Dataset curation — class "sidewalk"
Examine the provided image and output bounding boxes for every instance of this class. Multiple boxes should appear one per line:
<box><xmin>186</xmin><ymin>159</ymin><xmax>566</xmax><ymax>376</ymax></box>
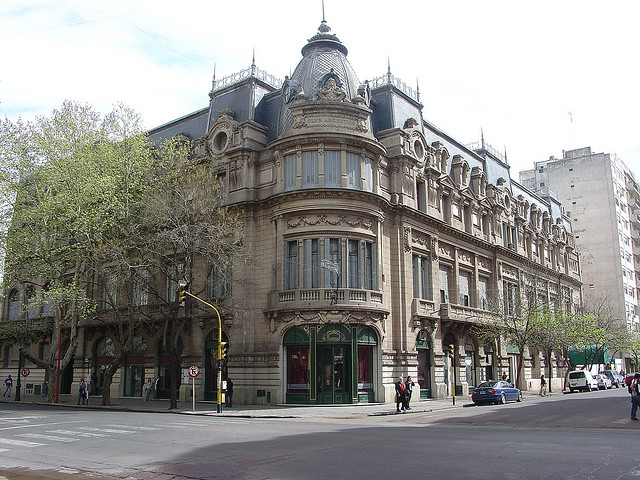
<box><xmin>1</xmin><ymin>390</ymin><xmax>550</xmax><ymax>419</ymax></box>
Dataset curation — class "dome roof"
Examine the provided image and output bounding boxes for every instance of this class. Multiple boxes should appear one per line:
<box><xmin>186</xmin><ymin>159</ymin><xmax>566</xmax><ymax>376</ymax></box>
<box><xmin>277</xmin><ymin>20</ymin><xmax>362</xmax><ymax>137</ymax></box>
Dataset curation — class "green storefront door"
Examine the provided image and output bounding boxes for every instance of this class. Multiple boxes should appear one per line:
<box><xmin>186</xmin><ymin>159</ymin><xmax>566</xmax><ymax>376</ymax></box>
<box><xmin>317</xmin><ymin>346</ymin><xmax>350</xmax><ymax>404</ymax></box>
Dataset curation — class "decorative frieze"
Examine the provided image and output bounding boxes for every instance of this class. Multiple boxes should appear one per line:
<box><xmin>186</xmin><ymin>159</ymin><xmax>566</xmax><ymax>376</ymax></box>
<box><xmin>287</xmin><ymin>214</ymin><xmax>373</xmax><ymax>231</ymax></box>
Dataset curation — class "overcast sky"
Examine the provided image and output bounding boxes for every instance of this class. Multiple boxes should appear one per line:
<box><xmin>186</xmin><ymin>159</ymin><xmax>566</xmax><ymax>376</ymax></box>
<box><xmin>2</xmin><ymin>0</ymin><xmax>639</xmax><ymax>177</ymax></box>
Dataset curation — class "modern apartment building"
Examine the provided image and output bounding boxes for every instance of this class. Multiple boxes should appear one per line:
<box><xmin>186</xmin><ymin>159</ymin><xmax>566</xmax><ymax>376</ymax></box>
<box><xmin>520</xmin><ymin>147</ymin><xmax>639</xmax><ymax>371</ymax></box>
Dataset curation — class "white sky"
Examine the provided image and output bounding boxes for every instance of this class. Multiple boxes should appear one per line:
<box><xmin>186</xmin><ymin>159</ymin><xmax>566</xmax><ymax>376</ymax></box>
<box><xmin>2</xmin><ymin>0</ymin><xmax>639</xmax><ymax>177</ymax></box>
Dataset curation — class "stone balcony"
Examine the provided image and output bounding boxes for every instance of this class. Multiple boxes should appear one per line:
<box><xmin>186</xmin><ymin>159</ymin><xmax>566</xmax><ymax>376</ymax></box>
<box><xmin>267</xmin><ymin>288</ymin><xmax>386</xmax><ymax>314</ymax></box>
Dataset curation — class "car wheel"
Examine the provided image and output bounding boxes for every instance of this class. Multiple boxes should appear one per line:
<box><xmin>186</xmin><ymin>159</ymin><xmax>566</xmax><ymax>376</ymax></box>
<box><xmin>517</xmin><ymin>392</ymin><xmax>522</xmax><ymax>402</ymax></box>
<box><xmin>569</xmin><ymin>387</ymin><xmax>574</xmax><ymax>393</ymax></box>
<box><xmin>500</xmin><ymin>393</ymin><xmax>506</xmax><ymax>404</ymax></box>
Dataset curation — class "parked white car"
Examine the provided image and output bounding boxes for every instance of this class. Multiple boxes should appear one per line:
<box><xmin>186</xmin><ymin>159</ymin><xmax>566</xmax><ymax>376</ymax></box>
<box><xmin>568</xmin><ymin>370</ymin><xmax>598</xmax><ymax>392</ymax></box>
<box><xmin>594</xmin><ymin>373</ymin><xmax>613</xmax><ymax>390</ymax></box>
<box><xmin>599</xmin><ymin>369</ymin><xmax>624</xmax><ymax>388</ymax></box>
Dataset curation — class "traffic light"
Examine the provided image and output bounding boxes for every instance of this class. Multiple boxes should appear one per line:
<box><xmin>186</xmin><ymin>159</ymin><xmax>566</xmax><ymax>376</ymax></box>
<box><xmin>448</xmin><ymin>344</ymin><xmax>455</xmax><ymax>359</ymax></box>
<box><xmin>177</xmin><ymin>281</ymin><xmax>188</xmax><ymax>306</ymax></box>
<box><xmin>219</xmin><ymin>342</ymin><xmax>228</xmax><ymax>359</ymax></box>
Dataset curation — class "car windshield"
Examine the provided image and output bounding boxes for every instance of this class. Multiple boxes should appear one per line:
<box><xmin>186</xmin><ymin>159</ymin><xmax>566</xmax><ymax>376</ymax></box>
<box><xmin>569</xmin><ymin>372</ymin><xmax>584</xmax><ymax>379</ymax></box>
<box><xmin>477</xmin><ymin>381</ymin><xmax>499</xmax><ymax>388</ymax></box>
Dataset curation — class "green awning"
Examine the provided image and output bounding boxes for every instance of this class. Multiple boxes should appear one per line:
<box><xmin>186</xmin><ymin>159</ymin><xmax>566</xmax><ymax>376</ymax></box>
<box><xmin>568</xmin><ymin>346</ymin><xmax>609</xmax><ymax>365</ymax></box>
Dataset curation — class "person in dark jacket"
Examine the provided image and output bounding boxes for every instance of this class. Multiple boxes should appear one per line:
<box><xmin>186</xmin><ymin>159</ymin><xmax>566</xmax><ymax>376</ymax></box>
<box><xmin>404</xmin><ymin>376</ymin><xmax>415</xmax><ymax>410</ymax></box>
<box><xmin>395</xmin><ymin>376</ymin><xmax>406</xmax><ymax>413</ymax></box>
<box><xmin>225</xmin><ymin>378</ymin><xmax>234</xmax><ymax>408</ymax></box>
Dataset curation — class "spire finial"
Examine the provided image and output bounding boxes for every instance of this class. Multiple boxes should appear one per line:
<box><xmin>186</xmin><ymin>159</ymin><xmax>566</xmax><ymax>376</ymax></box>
<box><xmin>210</xmin><ymin>63</ymin><xmax>217</xmax><ymax>92</ymax></box>
<box><xmin>318</xmin><ymin>0</ymin><xmax>331</xmax><ymax>33</ymax></box>
<box><xmin>252</xmin><ymin>48</ymin><xmax>256</xmax><ymax>67</ymax></box>
<box><xmin>416</xmin><ymin>77</ymin><xmax>420</xmax><ymax>102</ymax></box>
<box><xmin>481</xmin><ymin>127</ymin><xmax>485</xmax><ymax>149</ymax></box>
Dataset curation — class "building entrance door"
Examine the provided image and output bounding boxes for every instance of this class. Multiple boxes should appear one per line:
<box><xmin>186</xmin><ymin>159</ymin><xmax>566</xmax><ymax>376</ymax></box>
<box><xmin>316</xmin><ymin>346</ymin><xmax>350</xmax><ymax>404</ymax></box>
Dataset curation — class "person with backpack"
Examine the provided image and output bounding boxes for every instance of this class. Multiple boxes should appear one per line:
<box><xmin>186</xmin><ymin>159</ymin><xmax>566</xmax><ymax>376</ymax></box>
<box><xmin>629</xmin><ymin>373</ymin><xmax>640</xmax><ymax>420</ymax></box>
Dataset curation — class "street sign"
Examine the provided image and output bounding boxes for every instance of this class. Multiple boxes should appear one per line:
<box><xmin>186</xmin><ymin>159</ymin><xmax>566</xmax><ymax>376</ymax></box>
<box><xmin>21</xmin><ymin>368</ymin><xmax>30</xmax><ymax>377</ymax></box>
<box><xmin>188</xmin><ymin>366</ymin><xmax>200</xmax><ymax>378</ymax></box>
<box><xmin>556</xmin><ymin>360</ymin><xmax>566</xmax><ymax>368</ymax></box>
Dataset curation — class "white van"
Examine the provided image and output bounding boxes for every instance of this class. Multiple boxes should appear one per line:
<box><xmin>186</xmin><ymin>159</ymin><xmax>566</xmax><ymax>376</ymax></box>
<box><xmin>568</xmin><ymin>370</ymin><xmax>598</xmax><ymax>392</ymax></box>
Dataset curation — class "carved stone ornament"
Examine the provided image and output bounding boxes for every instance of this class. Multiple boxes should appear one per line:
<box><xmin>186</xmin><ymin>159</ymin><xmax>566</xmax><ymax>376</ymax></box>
<box><xmin>404</xmin><ymin>226</ymin><xmax>412</xmax><ymax>252</ymax></box>
<box><xmin>316</xmin><ymin>77</ymin><xmax>347</xmax><ymax>102</ymax></box>
<box><xmin>431</xmin><ymin>237</ymin><xmax>438</xmax><ymax>260</ymax></box>
<box><xmin>287</xmin><ymin>214</ymin><xmax>373</xmax><ymax>231</ymax></box>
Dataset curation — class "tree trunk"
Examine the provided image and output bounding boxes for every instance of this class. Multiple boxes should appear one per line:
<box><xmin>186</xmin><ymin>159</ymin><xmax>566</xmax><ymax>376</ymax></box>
<box><xmin>101</xmin><ymin>367</ymin><xmax>114</xmax><ymax>406</ymax></box>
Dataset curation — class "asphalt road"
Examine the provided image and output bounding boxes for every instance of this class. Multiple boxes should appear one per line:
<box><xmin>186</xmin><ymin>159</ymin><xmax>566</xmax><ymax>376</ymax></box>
<box><xmin>0</xmin><ymin>387</ymin><xmax>638</xmax><ymax>480</ymax></box>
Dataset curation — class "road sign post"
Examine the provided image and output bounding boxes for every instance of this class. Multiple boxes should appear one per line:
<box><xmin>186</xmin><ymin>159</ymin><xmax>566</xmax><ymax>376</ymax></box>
<box><xmin>188</xmin><ymin>366</ymin><xmax>200</xmax><ymax>412</ymax></box>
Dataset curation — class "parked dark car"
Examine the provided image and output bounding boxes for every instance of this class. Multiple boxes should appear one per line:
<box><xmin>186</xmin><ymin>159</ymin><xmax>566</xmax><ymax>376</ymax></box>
<box><xmin>471</xmin><ymin>380</ymin><xmax>522</xmax><ymax>405</ymax></box>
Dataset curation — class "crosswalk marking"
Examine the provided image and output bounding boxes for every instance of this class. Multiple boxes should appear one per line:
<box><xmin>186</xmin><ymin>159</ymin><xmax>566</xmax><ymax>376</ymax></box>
<box><xmin>0</xmin><ymin>438</ymin><xmax>44</xmax><ymax>447</ymax></box>
<box><xmin>110</xmin><ymin>424</ymin><xmax>160</xmax><ymax>431</ymax></box>
<box><xmin>18</xmin><ymin>433</ymin><xmax>79</xmax><ymax>443</ymax></box>
<box><xmin>47</xmin><ymin>429</ymin><xmax>106</xmax><ymax>438</ymax></box>
<box><xmin>77</xmin><ymin>427</ymin><xmax>133</xmax><ymax>434</ymax></box>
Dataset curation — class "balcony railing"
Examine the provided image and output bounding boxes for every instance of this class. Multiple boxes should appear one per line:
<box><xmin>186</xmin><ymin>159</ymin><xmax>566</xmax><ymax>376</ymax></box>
<box><xmin>268</xmin><ymin>288</ymin><xmax>384</xmax><ymax>311</ymax></box>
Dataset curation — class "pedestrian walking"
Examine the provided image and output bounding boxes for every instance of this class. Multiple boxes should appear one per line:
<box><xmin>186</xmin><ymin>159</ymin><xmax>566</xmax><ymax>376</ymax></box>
<box><xmin>630</xmin><ymin>373</ymin><xmax>640</xmax><ymax>420</ymax></box>
<box><xmin>42</xmin><ymin>379</ymin><xmax>48</xmax><ymax>397</ymax></box>
<box><xmin>144</xmin><ymin>378</ymin><xmax>152</xmax><ymax>401</ymax></box>
<box><xmin>539</xmin><ymin>374</ymin><xmax>547</xmax><ymax>396</ymax></box>
<box><xmin>77</xmin><ymin>378</ymin><xmax>87</xmax><ymax>405</ymax></box>
<box><xmin>395</xmin><ymin>376</ymin><xmax>406</xmax><ymax>413</ymax></box>
<box><xmin>225</xmin><ymin>378</ymin><xmax>233</xmax><ymax>408</ymax></box>
<box><xmin>3</xmin><ymin>375</ymin><xmax>12</xmax><ymax>397</ymax></box>
<box><xmin>404</xmin><ymin>375</ymin><xmax>415</xmax><ymax>410</ymax></box>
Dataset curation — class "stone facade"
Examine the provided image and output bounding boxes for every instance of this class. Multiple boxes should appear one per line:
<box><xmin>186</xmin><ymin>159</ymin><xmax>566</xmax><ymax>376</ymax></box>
<box><xmin>1</xmin><ymin>20</ymin><xmax>582</xmax><ymax>404</ymax></box>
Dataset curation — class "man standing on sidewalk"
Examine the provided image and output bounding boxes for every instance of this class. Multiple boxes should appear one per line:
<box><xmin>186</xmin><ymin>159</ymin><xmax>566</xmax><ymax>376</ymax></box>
<box><xmin>630</xmin><ymin>373</ymin><xmax>640</xmax><ymax>420</ymax></box>
<box><xmin>3</xmin><ymin>375</ymin><xmax>12</xmax><ymax>397</ymax></box>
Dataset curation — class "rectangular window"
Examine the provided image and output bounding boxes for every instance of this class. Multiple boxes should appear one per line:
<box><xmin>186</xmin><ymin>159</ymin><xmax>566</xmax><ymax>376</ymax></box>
<box><xmin>285</xmin><ymin>240</ymin><xmax>299</xmax><ymax>290</ymax></box>
<box><xmin>363</xmin><ymin>242</ymin><xmax>377</xmax><ymax>290</ymax></box>
<box><xmin>347</xmin><ymin>239</ymin><xmax>361</xmax><ymax>288</ymax></box>
<box><xmin>285</xmin><ymin>154</ymin><xmax>297</xmax><ymax>191</ymax></box>
<box><xmin>132</xmin><ymin>269</ymin><xmax>149</xmax><ymax>306</ymax></box>
<box><xmin>421</xmin><ymin>257</ymin><xmax>430</xmax><ymax>299</ymax></box>
<box><xmin>303</xmin><ymin>239</ymin><xmax>320</xmax><ymax>288</ymax></box>
<box><xmin>439</xmin><ymin>265</ymin><xmax>450</xmax><ymax>303</ymax></box>
<box><xmin>416</xmin><ymin>180</ymin><xmax>426</xmax><ymax>212</ymax></box>
<box><xmin>324</xmin><ymin>238</ymin><xmax>342</xmax><ymax>288</ymax></box>
<box><xmin>301</xmin><ymin>151</ymin><xmax>318</xmax><ymax>188</ymax></box>
<box><xmin>478</xmin><ymin>276</ymin><xmax>488</xmax><ymax>310</ymax></box>
<box><xmin>503</xmin><ymin>281</ymin><xmax>519</xmax><ymax>316</ymax></box>
<box><xmin>166</xmin><ymin>263</ymin><xmax>185</xmax><ymax>304</ymax></box>
<box><xmin>364</xmin><ymin>157</ymin><xmax>374</xmax><ymax>192</ymax></box>
<box><xmin>346</xmin><ymin>152</ymin><xmax>361</xmax><ymax>189</ymax></box>
<box><xmin>413</xmin><ymin>256</ymin><xmax>421</xmax><ymax>298</ymax></box>
<box><xmin>459</xmin><ymin>271</ymin><xmax>470</xmax><ymax>306</ymax></box>
<box><xmin>208</xmin><ymin>264</ymin><xmax>232</xmax><ymax>298</ymax></box>
<box><xmin>324</xmin><ymin>150</ymin><xmax>341</xmax><ymax>187</ymax></box>
<box><xmin>103</xmin><ymin>273</ymin><xmax>117</xmax><ymax>307</ymax></box>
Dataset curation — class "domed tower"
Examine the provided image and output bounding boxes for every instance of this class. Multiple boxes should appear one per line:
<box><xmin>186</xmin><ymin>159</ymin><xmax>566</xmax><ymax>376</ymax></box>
<box><xmin>276</xmin><ymin>19</ymin><xmax>373</xmax><ymax>139</ymax></box>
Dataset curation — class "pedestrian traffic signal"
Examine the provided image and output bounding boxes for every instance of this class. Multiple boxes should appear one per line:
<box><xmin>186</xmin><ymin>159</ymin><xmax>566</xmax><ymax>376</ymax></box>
<box><xmin>177</xmin><ymin>281</ymin><xmax>188</xmax><ymax>306</ymax></box>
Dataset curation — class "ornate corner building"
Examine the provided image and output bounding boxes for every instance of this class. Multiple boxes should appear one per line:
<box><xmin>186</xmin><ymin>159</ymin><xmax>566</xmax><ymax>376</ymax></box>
<box><xmin>2</xmin><ymin>19</ymin><xmax>582</xmax><ymax>404</ymax></box>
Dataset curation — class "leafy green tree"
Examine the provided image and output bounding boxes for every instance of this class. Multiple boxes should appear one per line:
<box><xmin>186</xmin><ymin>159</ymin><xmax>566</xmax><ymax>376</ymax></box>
<box><xmin>0</xmin><ymin>101</ymin><xmax>155</xmax><ymax>403</ymax></box>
